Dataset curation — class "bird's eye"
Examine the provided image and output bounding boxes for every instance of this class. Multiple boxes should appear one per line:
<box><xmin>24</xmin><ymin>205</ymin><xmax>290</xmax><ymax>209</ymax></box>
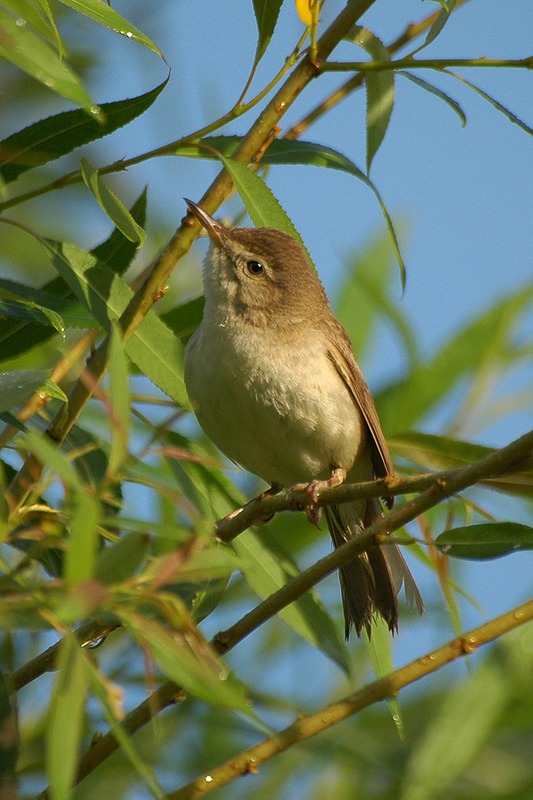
<box><xmin>244</xmin><ymin>259</ymin><xmax>265</xmax><ymax>276</ymax></box>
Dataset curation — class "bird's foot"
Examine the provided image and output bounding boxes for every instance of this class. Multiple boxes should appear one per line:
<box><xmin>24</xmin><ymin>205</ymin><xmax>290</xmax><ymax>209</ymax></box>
<box><xmin>289</xmin><ymin>466</ymin><xmax>346</xmax><ymax>526</ymax></box>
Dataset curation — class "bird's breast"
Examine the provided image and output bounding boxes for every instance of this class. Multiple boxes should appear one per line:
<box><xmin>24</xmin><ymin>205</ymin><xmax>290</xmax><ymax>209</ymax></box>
<box><xmin>184</xmin><ymin>320</ymin><xmax>368</xmax><ymax>487</ymax></box>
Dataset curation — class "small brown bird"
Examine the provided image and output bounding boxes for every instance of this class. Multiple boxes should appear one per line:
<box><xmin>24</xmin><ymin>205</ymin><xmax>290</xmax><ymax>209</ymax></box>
<box><xmin>184</xmin><ymin>200</ymin><xmax>423</xmax><ymax>637</ymax></box>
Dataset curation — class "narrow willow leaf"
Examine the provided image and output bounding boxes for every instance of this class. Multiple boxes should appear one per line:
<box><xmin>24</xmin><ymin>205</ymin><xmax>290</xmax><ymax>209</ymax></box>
<box><xmin>378</xmin><ymin>283</ymin><xmax>533</xmax><ymax>433</ymax></box>
<box><xmin>436</xmin><ymin>522</ymin><xmax>533</xmax><ymax>560</ymax></box>
<box><xmin>0</xmin><ymin>82</ymin><xmax>167</xmax><ymax>183</ymax></box>
<box><xmin>0</xmin><ymin>369</ymin><xmax>51</xmax><ymax>413</ymax></box>
<box><xmin>107</xmin><ymin>325</ymin><xmax>131</xmax><ymax>477</ymax></box>
<box><xmin>252</xmin><ymin>0</ymin><xmax>283</xmax><ymax>66</ymax></box>
<box><xmin>123</xmin><ymin>612</ymin><xmax>252</xmax><ymax>712</ymax></box>
<box><xmin>364</xmin><ymin>616</ymin><xmax>403</xmax><ymax>735</ymax></box>
<box><xmin>234</xmin><ymin>531</ymin><xmax>350</xmax><ymax>674</ymax></box>
<box><xmin>0</xmin><ymin>8</ymin><xmax>96</xmax><ymax>113</ymax></box>
<box><xmin>85</xmin><ymin>658</ymin><xmax>165</xmax><ymax>799</ymax></box>
<box><xmin>400</xmin><ymin>71</ymin><xmax>466</xmax><ymax>127</ymax></box>
<box><xmin>445</xmin><ymin>69</ymin><xmax>533</xmax><ymax>138</ymax></box>
<box><xmin>2</xmin><ymin>0</ymin><xmax>61</xmax><ymax>46</ymax></box>
<box><xmin>220</xmin><ymin>156</ymin><xmax>303</xmax><ymax>241</ymax></box>
<box><xmin>399</xmin><ymin>653</ymin><xmax>507</xmax><ymax>800</ymax></box>
<box><xmin>161</xmin><ymin>296</ymin><xmax>204</xmax><ymax>342</ymax></box>
<box><xmin>43</xmin><ymin>241</ymin><xmax>188</xmax><ymax>405</ymax></box>
<box><xmin>65</xmin><ymin>490</ymin><xmax>100</xmax><ymax>584</ymax></box>
<box><xmin>349</xmin><ymin>26</ymin><xmax>394</xmax><ymax>172</ymax></box>
<box><xmin>57</xmin><ymin>0</ymin><xmax>162</xmax><ymax>56</ymax></box>
<box><xmin>95</xmin><ymin>533</ymin><xmax>148</xmax><ymax>584</ymax></box>
<box><xmin>46</xmin><ymin>635</ymin><xmax>87</xmax><ymax>800</ymax></box>
<box><xmin>0</xmin><ymin>671</ymin><xmax>17</xmax><ymax>793</ymax></box>
<box><xmin>42</xmin><ymin>379</ymin><xmax>68</xmax><ymax>404</ymax></box>
<box><xmin>80</xmin><ymin>159</ymin><xmax>146</xmax><ymax>246</ymax></box>
<box><xmin>410</xmin><ymin>0</ymin><xmax>457</xmax><ymax>57</ymax></box>
<box><xmin>0</xmin><ymin>286</ymin><xmax>65</xmax><ymax>335</ymax></box>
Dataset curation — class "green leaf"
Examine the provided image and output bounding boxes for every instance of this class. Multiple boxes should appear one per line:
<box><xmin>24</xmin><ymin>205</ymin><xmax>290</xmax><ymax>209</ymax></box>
<box><xmin>123</xmin><ymin>612</ymin><xmax>252</xmax><ymax>712</ymax></box>
<box><xmin>364</xmin><ymin>616</ymin><xmax>403</xmax><ymax>735</ymax></box>
<box><xmin>409</xmin><ymin>0</ymin><xmax>457</xmax><ymax>57</ymax></box>
<box><xmin>0</xmin><ymin>285</ymin><xmax>65</xmax><ymax>335</ymax></box>
<box><xmin>445</xmin><ymin>70</ymin><xmax>533</xmax><ymax>138</ymax></box>
<box><xmin>95</xmin><ymin>533</ymin><xmax>148</xmax><ymax>584</ymax></box>
<box><xmin>46</xmin><ymin>634</ymin><xmax>87</xmax><ymax>800</ymax></box>
<box><xmin>1</xmin><ymin>0</ymin><xmax>63</xmax><ymax>47</ymax></box>
<box><xmin>80</xmin><ymin>159</ymin><xmax>146</xmax><ymax>246</ymax></box>
<box><xmin>251</xmin><ymin>0</ymin><xmax>283</xmax><ymax>66</ymax></box>
<box><xmin>0</xmin><ymin>8</ymin><xmax>96</xmax><ymax>113</ymax></box>
<box><xmin>24</xmin><ymin>430</ymin><xmax>100</xmax><ymax>584</ymax></box>
<box><xmin>0</xmin><ymin>190</ymin><xmax>146</xmax><ymax>363</ymax></box>
<box><xmin>43</xmin><ymin>241</ymin><xmax>188</xmax><ymax>405</ymax></box>
<box><xmin>107</xmin><ymin>325</ymin><xmax>131</xmax><ymax>476</ymax></box>
<box><xmin>349</xmin><ymin>26</ymin><xmax>394</xmax><ymax>172</ymax></box>
<box><xmin>57</xmin><ymin>0</ymin><xmax>162</xmax><ymax>56</ymax></box>
<box><xmin>0</xmin><ymin>368</ymin><xmax>51</xmax><ymax>412</ymax></box>
<box><xmin>234</xmin><ymin>531</ymin><xmax>350</xmax><ymax>674</ymax></box>
<box><xmin>0</xmin><ymin>81</ymin><xmax>168</xmax><ymax>183</ymax></box>
<box><xmin>84</xmin><ymin>658</ymin><xmax>165</xmax><ymax>799</ymax></box>
<box><xmin>378</xmin><ymin>283</ymin><xmax>533</xmax><ymax>433</ymax></box>
<box><xmin>161</xmin><ymin>296</ymin><xmax>204</xmax><ymax>342</ymax></box>
<box><xmin>399</xmin><ymin>71</ymin><xmax>466</xmax><ymax>127</ymax></box>
<box><xmin>399</xmin><ymin>648</ymin><xmax>507</xmax><ymax>800</ymax></box>
<box><xmin>219</xmin><ymin>156</ymin><xmax>304</xmax><ymax>242</ymax></box>
<box><xmin>176</xmin><ymin>136</ymin><xmax>405</xmax><ymax>284</ymax></box>
<box><xmin>436</xmin><ymin>522</ymin><xmax>533</xmax><ymax>560</ymax></box>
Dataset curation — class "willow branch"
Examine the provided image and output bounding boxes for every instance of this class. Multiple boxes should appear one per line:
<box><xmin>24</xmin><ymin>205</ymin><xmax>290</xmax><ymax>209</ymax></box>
<box><xmin>322</xmin><ymin>57</ymin><xmax>533</xmax><ymax>72</ymax></box>
<box><xmin>168</xmin><ymin>599</ymin><xmax>533</xmax><ymax>800</ymax></box>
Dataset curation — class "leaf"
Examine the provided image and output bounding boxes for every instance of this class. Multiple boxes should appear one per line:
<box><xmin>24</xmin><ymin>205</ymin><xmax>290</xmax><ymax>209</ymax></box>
<box><xmin>349</xmin><ymin>26</ymin><xmax>394</xmax><ymax>171</ymax></box>
<box><xmin>234</xmin><ymin>531</ymin><xmax>350</xmax><ymax>674</ymax></box>
<box><xmin>43</xmin><ymin>241</ymin><xmax>188</xmax><ymax>406</ymax></box>
<box><xmin>389</xmin><ymin>432</ymin><xmax>533</xmax><ymax>498</ymax></box>
<box><xmin>0</xmin><ymin>81</ymin><xmax>168</xmax><ymax>183</ymax></box>
<box><xmin>377</xmin><ymin>283</ymin><xmax>533</xmax><ymax>433</ymax></box>
<box><xmin>0</xmin><ymin>368</ymin><xmax>51</xmax><ymax>412</ymax></box>
<box><xmin>252</xmin><ymin>0</ymin><xmax>283</xmax><ymax>66</ymax></box>
<box><xmin>123</xmin><ymin>611</ymin><xmax>252</xmax><ymax>712</ymax></box>
<box><xmin>399</xmin><ymin>649</ymin><xmax>507</xmax><ymax>800</ymax></box>
<box><xmin>0</xmin><ymin>285</ymin><xmax>65</xmax><ymax>335</ymax></box>
<box><xmin>294</xmin><ymin>0</ymin><xmax>312</xmax><ymax>26</ymax></box>
<box><xmin>399</xmin><ymin>71</ymin><xmax>466</xmax><ymax>127</ymax></box>
<box><xmin>436</xmin><ymin>522</ymin><xmax>533</xmax><ymax>560</ymax></box>
<box><xmin>0</xmin><ymin>8</ymin><xmax>96</xmax><ymax>114</ymax></box>
<box><xmin>80</xmin><ymin>159</ymin><xmax>146</xmax><ymax>246</ymax></box>
<box><xmin>57</xmin><ymin>0</ymin><xmax>162</xmax><ymax>56</ymax></box>
<box><xmin>46</xmin><ymin>635</ymin><xmax>87</xmax><ymax>800</ymax></box>
<box><xmin>410</xmin><ymin>0</ymin><xmax>457</xmax><ymax>57</ymax></box>
<box><xmin>176</xmin><ymin>136</ymin><xmax>405</xmax><ymax>284</ymax></box>
<box><xmin>364</xmin><ymin>616</ymin><xmax>403</xmax><ymax>735</ymax></box>
<box><xmin>161</xmin><ymin>296</ymin><xmax>204</xmax><ymax>342</ymax></box>
<box><xmin>107</xmin><ymin>325</ymin><xmax>131</xmax><ymax>476</ymax></box>
<box><xmin>24</xmin><ymin>430</ymin><xmax>100</xmax><ymax>584</ymax></box>
<box><xmin>84</xmin><ymin>658</ymin><xmax>165</xmax><ymax>799</ymax></box>
<box><xmin>0</xmin><ymin>190</ymin><xmax>147</xmax><ymax>363</ymax></box>
<box><xmin>219</xmin><ymin>156</ymin><xmax>304</xmax><ymax>242</ymax></box>
<box><xmin>95</xmin><ymin>533</ymin><xmax>148</xmax><ymax>585</ymax></box>
<box><xmin>445</xmin><ymin>69</ymin><xmax>533</xmax><ymax>138</ymax></box>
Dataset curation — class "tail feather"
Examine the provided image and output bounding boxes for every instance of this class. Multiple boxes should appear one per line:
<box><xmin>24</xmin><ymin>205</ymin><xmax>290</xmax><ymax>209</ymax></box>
<box><xmin>324</xmin><ymin>499</ymin><xmax>423</xmax><ymax>639</ymax></box>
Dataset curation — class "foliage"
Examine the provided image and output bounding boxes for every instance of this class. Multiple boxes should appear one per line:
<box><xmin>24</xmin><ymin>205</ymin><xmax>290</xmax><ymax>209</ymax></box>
<box><xmin>0</xmin><ymin>1</ymin><xmax>532</xmax><ymax>798</ymax></box>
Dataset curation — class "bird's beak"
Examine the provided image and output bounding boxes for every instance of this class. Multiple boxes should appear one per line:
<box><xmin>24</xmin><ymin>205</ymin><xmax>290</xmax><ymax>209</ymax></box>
<box><xmin>185</xmin><ymin>199</ymin><xmax>227</xmax><ymax>247</ymax></box>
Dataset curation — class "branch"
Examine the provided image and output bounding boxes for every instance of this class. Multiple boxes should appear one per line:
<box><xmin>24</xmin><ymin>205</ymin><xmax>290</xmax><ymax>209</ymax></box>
<box><xmin>38</xmin><ymin>428</ymin><xmax>531</xmax><ymax>795</ymax></box>
<box><xmin>216</xmin><ymin>429</ymin><xmax>533</xmax><ymax>542</ymax></box>
<box><xmin>167</xmin><ymin>599</ymin><xmax>533</xmax><ymax>800</ymax></box>
<box><xmin>322</xmin><ymin>56</ymin><xmax>533</xmax><ymax>72</ymax></box>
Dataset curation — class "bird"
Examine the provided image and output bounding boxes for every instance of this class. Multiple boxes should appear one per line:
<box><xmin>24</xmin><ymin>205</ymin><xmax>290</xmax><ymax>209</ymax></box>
<box><xmin>183</xmin><ymin>199</ymin><xmax>423</xmax><ymax>638</ymax></box>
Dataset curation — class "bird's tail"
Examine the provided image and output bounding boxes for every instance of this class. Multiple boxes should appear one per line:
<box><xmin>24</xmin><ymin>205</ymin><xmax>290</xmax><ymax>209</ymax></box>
<box><xmin>324</xmin><ymin>498</ymin><xmax>423</xmax><ymax>639</ymax></box>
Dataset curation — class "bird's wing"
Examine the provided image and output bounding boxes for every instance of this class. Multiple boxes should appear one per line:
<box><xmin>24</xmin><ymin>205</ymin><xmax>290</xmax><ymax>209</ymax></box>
<box><xmin>326</xmin><ymin>317</ymin><xmax>394</xmax><ymax>505</ymax></box>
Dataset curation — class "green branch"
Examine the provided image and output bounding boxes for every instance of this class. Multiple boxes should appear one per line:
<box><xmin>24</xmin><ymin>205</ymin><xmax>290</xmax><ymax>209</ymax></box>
<box><xmin>323</xmin><ymin>56</ymin><xmax>533</xmax><ymax>72</ymax></box>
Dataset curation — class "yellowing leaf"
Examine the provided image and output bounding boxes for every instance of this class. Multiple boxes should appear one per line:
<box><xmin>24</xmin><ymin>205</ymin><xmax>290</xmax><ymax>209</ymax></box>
<box><xmin>295</xmin><ymin>0</ymin><xmax>312</xmax><ymax>26</ymax></box>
